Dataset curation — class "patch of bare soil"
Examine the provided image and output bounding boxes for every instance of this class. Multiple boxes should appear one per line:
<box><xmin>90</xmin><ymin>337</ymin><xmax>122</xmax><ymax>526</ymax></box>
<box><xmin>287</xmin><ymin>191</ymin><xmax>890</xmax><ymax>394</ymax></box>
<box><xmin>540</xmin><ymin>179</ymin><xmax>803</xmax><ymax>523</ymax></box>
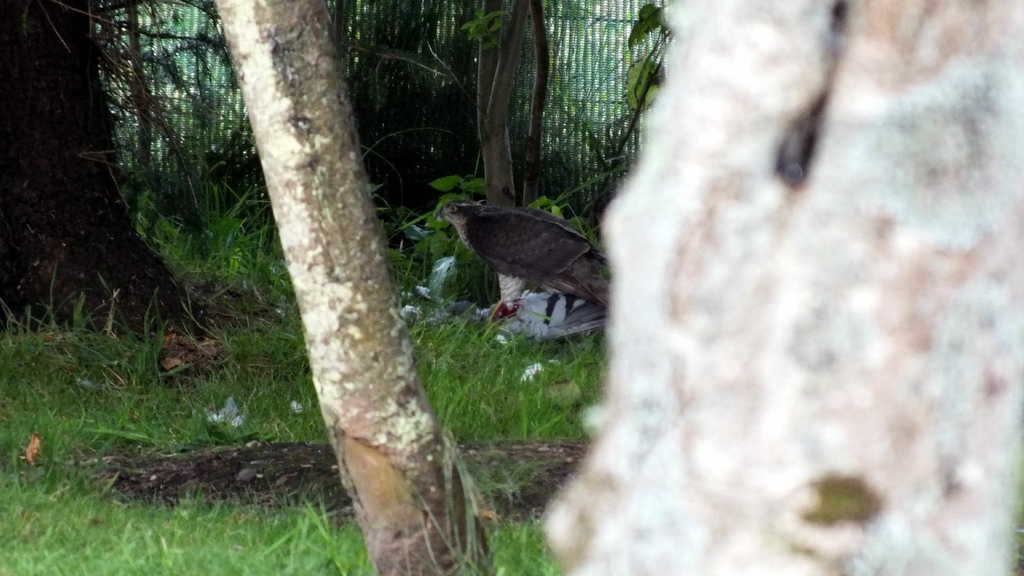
<box><xmin>102</xmin><ymin>441</ymin><xmax>586</xmax><ymax>522</ymax></box>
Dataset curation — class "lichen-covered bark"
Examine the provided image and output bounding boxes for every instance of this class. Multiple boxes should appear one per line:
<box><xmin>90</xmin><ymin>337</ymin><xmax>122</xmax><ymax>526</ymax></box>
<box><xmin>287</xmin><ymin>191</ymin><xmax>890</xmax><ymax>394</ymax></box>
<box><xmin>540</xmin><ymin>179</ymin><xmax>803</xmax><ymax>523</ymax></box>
<box><xmin>547</xmin><ymin>1</ymin><xmax>1024</xmax><ymax>575</ymax></box>
<box><xmin>215</xmin><ymin>1</ymin><xmax>485</xmax><ymax>573</ymax></box>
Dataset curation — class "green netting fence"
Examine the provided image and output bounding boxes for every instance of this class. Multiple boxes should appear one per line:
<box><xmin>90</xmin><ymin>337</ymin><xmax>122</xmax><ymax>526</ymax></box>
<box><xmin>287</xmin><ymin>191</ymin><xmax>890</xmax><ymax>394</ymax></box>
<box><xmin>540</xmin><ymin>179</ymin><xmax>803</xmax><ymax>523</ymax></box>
<box><xmin>97</xmin><ymin>0</ymin><xmax>660</xmax><ymax>227</ymax></box>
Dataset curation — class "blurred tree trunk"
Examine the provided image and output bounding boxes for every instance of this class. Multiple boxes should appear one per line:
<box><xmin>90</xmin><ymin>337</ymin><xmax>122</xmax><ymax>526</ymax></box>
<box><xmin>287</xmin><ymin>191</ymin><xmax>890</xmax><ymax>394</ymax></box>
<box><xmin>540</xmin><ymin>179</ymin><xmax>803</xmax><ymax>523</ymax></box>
<box><xmin>476</xmin><ymin>0</ymin><xmax>528</xmax><ymax>208</ymax></box>
<box><xmin>547</xmin><ymin>1</ymin><xmax>1024</xmax><ymax>575</ymax></box>
<box><xmin>0</xmin><ymin>0</ymin><xmax>192</xmax><ymax>331</ymax></box>
<box><xmin>216</xmin><ymin>1</ymin><xmax>487</xmax><ymax>574</ymax></box>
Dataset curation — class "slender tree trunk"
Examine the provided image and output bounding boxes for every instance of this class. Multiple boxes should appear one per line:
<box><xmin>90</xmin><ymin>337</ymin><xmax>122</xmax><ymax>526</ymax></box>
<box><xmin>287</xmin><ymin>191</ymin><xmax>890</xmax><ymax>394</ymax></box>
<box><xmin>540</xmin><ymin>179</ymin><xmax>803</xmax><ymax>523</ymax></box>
<box><xmin>476</xmin><ymin>0</ymin><xmax>528</xmax><ymax>208</ymax></box>
<box><xmin>216</xmin><ymin>1</ymin><xmax>487</xmax><ymax>574</ymax></box>
<box><xmin>333</xmin><ymin>0</ymin><xmax>348</xmax><ymax>79</ymax></box>
<box><xmin>548</xmin><ymin>1</ymin><xmax>1024</xmax><ymax>574</ymax></box>
<box><xmin>521</xmin><ymin>0</ymin><xmax>549</xmax><ymax>207</ymax></box>
<box><xmin>0</xmin><ymin>0</ymin><xmax>192</xmax><ymax>331</ymax></box>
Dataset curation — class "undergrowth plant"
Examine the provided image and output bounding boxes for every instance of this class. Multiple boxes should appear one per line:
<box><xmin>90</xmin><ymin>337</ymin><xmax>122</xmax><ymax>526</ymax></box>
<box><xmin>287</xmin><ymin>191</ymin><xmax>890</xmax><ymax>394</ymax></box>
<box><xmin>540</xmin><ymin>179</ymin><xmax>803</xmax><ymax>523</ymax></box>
<box><xmin>381</xmin><ymin>173</ymin><xmax>607</xmax><ymax>305</ymax></box>
<box><xmin>139</xmin><ymin>182</ymin><xmax>290</xmax><ymax>297</ymax></box>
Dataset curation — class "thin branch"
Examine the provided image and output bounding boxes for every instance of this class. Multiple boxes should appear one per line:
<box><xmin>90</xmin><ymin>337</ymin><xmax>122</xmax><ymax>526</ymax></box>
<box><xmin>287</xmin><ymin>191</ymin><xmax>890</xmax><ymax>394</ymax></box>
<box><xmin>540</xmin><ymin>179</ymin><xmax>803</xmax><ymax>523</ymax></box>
<box><xmin>41</xmin><ymin>0</ymin><xmax>116</xmax><ymax>27</ymax></box>
<box><xmin>37</xmin><ymin>0</ymin><xmax>71</xmax><ymax>52</ymax></box>
<box><xmin>427</xmin><ymin>42</ymin><xmax>478</xmax><ymax>109</ymax></box>
<box><xmin>345</xmin><ymin>42</ymin><xmax>445</xmax><ymax>78</ymax></box>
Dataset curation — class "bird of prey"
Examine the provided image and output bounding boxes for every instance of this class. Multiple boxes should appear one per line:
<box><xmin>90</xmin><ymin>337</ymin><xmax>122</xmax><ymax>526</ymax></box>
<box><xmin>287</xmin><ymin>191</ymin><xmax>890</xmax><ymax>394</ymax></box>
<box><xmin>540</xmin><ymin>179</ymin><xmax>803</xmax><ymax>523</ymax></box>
<box><xmin>435</xmin><ymin>200</ymin><xmax>609</xmax><ymax>306</ymax></box>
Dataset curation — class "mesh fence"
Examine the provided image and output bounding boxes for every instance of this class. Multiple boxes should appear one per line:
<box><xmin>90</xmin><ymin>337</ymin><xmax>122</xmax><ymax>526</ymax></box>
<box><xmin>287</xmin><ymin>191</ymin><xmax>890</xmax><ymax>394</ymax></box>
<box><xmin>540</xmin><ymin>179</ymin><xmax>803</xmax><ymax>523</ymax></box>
<box><xmin>99</xmin><ymin>0</ymin><xmax>659</xmax><ymax>221</ymax></box>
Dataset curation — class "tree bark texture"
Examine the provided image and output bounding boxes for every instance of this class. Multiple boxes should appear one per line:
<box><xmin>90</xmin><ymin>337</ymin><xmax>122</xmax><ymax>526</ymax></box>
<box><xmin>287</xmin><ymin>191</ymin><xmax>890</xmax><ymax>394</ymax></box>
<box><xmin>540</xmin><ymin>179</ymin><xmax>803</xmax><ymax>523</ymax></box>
<box><xmin>477</xmin><ymin>0</ymin><xmax>528</xmax><ymax>208</ymax></box>
<box><xmin>548</xmin><ymin>1</ymin><xmax>1024</xmax><ymax>575</ymax></box>
<box><xmin>521</xmin><ymin>0</ymin><xmax>549</xmax><ymax>207</ymax></box>
<box><xmin>0</xmin><ymin>0</ymin><xmax>191</xmax><ymax>331</ymax></box>
<box><xmin>215</xmin><ymin>1</ymin><xmax>486</xmax><ymax>574</ymax></box>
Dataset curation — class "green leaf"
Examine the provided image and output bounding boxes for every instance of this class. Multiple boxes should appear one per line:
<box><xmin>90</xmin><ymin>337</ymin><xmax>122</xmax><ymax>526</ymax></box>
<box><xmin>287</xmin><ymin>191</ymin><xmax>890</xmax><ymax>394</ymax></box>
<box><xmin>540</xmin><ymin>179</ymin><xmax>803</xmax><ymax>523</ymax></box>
<box><xmin>628</xmin><ymin>22</ymin><xmax>648</xmax><ymax>48</ymax></box>
<box><xmin>428</xmin><ymin>175</ymin><xmax>463</xmax><ymax>192</ymax></box>
<box><xmin>530</xmin><ymin>196</ymin><xmax>553</xmax><ymax>209</ymax></box>
<box><xmin>626</xmin><ymin>57</ymin><xmax>659</xmax><ymax>110</ymax></box>
<box><xmin>638</xmin><ymin>4</ymin><xmax>659</xmax><ymax>21</ymax></box>
<box><xmin>530</xmin><ymin>196</ymin><xmax>568</xmax><ymax>218</ymax></box>
<box><xmin>629</xmin><ymin>4</ymin><xmax>667</xmax><ymax>47</ymax></box>
<box><xmin>461</xmin><ymin>177</ymin><xmax>486</xmax><ymax>195</ymax></box>
<box><xmin>463</xmin><ymin>9</ymin><xmax>507</xmax><ymax>48</ymax></box>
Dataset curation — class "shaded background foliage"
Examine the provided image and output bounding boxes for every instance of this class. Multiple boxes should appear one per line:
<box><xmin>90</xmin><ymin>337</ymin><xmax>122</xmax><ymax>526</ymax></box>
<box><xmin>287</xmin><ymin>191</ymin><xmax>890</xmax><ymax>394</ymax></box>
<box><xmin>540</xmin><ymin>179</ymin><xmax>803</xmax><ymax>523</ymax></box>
<box><xmin>93</xmin><ymin>0</ymin><xmax>656</xmax><ymax>242</ymax></box>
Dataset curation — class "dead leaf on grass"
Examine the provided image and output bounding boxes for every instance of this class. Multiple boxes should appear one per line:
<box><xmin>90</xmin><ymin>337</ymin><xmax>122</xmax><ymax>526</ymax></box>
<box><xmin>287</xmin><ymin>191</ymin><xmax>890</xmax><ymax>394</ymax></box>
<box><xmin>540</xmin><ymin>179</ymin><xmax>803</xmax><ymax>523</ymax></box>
<box><xmin>25</xmin><ymin>431</ymin><xmax>42</xmax><ymax>466</ymax></box>
<box><xmin>159</xmin><ymin>327</ymin><xmax>225</xmax><ymax>374</ymax></box>
<box><xmin>160</xmin><ymin>356</ymin><xmax>186</xmax><ymax>371</ymax></box>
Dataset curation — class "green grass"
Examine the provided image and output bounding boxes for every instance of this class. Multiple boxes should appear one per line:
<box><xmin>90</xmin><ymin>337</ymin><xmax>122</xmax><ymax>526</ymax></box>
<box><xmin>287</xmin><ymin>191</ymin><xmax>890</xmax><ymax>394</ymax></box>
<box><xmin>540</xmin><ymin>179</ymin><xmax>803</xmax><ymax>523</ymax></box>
<box><xmin>0</xmin><ymin>474</ymin><xmax>560</xmax><ymax>575</ymax></box>
<box><xmin>0</xmin><ymin>307</ymin><xmax>601</xmax><ymax>459</ymax></box>
<box><xmin>0</xmin><ymin>310</ymin><xmax>592</xmax><ymax>573</ymax></box>
<box><xmin>0</xmin><ymin>197</ymin><xmax>602</xmax><ymax>573</ymax></box>
<box><xmin>0</xmin><ymin>478</ymin><xmax>372</xmax><ymax>575</ymax></box>
<box><xmin>414</xmin><ymin>319</ymin><xmax>604</xmax><ymax>441</ymax></box>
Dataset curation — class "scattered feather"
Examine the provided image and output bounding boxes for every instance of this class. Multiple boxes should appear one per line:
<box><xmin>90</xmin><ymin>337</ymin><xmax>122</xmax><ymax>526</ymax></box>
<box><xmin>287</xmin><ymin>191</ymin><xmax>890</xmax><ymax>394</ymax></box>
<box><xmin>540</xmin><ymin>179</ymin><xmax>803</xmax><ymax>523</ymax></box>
<box><xmin>521</xmin><ymin>363</ymin><xmax>544</xmax><ymax>382</ymax></box>
<box><xmin>400</xmin><ymin>305</ymin><xmax>422</xmax><ymax>323</ymax></box>
<box><xmin>207</xmin><ymin>397</ymin><xmax>246</xmax><ymax>428</ymax></box>
<box><xmin>428</xmin><ymin>256</ymin><xmax>457</xmax><ymax>299</ymax></box>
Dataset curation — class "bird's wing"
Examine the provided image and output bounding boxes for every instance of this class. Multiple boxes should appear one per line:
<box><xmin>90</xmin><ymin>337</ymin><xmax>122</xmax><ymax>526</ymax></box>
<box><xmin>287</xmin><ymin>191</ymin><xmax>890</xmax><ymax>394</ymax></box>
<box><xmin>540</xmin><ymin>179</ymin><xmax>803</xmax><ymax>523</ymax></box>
<box><xmin>532</xmin><ymin>257</ymin><xmax>609</xmax><ymax>306</ymax></box>
<box><xmin>499</xmin><ymin>207</ymin><xmax>608</xmax><ymax>265</ymax></box>
<box><xmin>452</xmin><ymin>205</ymin><xmax>610</xmax><ymax>305</ymax></box>
<box><xmin>464</xmin><ymin>209</ymin><xmax>593</xmax><ymax>278</ymax></box>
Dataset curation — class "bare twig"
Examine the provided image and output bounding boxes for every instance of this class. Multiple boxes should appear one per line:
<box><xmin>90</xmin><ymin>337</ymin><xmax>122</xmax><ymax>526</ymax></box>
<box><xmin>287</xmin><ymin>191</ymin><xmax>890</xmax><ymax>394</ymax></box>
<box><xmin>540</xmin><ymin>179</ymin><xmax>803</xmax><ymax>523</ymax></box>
<box><xmin>427</xmin><ymin>42</ymin><xmax>478</xmax><ymax>108</ymax></box>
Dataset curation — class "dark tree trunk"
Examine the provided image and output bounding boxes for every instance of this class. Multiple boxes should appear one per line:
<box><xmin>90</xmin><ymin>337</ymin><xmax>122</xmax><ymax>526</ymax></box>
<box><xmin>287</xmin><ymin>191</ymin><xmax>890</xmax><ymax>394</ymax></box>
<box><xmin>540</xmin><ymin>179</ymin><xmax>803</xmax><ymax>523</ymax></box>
<box><xmin>477</xmin><ymin>0</ymin><xmax>528</xmax><ymax>208</ymax></box>
<box><xmin>522</xmin><ymin>0</ymin><xmax>549</xmax><ymax>207</ymax></box>
<box><xmin>0</xmin><ymin>0</ymin><xmax>192</xmax><ymax>331</ymax></box>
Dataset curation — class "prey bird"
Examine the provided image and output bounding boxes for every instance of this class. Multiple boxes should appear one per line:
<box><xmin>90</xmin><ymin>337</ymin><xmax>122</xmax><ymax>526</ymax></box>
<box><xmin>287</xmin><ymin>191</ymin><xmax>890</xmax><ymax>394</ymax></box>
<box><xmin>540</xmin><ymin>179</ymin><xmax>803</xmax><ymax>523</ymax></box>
<box><xmin>498</xmin><ymin>291</ymin><xmax>608</xmax><ymax>340</ymax></box>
